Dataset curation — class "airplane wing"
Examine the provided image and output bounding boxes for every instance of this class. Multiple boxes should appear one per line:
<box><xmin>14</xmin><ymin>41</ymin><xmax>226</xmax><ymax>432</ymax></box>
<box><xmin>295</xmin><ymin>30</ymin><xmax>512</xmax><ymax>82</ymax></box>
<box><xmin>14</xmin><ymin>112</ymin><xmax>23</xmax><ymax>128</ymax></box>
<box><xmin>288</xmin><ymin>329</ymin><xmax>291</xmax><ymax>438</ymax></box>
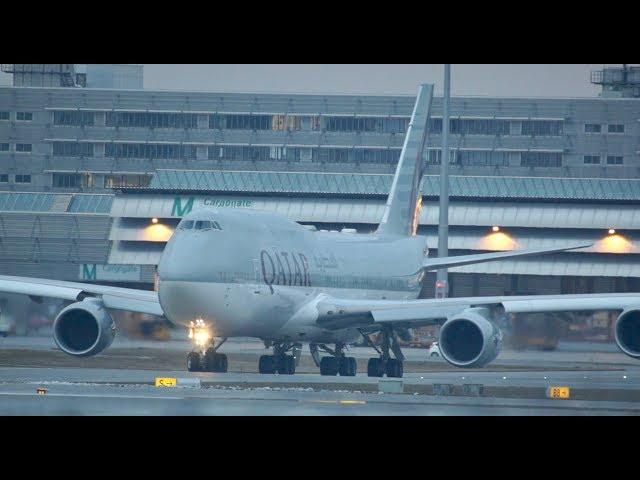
<box><xmin>0</xmin><ymin>274</ymin><xmax>163</xmax><ymax>317</ymax></box>
<box><xmin>315</xmin><ymin>292</ymin><xmax>640</xmax><ymax>330</ymax></box>
<box><xmin>423</xmin><ymin>243</ymin><xmax>592</xmax><ymax>271</ymax></box>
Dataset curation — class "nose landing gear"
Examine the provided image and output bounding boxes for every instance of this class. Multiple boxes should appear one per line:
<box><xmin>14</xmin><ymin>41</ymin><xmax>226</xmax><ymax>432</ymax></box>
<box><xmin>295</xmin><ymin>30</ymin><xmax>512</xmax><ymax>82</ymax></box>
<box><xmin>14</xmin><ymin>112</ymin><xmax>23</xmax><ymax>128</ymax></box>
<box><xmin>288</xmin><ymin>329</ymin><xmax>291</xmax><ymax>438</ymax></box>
<box><xmin>186</xmin><ymin>322</ymin><xmax>228</xmax><ymax>373</ymax></box>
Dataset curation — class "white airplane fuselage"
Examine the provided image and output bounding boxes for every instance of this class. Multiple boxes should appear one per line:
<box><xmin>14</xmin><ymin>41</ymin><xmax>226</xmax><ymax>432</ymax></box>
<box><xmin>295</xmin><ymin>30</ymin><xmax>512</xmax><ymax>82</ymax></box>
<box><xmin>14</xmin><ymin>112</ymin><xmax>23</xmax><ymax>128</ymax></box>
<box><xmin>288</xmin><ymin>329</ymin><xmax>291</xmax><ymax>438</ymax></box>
<box><xmin>157</xmin><ymin>208</ymin><xmax>427</xmax><ymax>344</ymax></box>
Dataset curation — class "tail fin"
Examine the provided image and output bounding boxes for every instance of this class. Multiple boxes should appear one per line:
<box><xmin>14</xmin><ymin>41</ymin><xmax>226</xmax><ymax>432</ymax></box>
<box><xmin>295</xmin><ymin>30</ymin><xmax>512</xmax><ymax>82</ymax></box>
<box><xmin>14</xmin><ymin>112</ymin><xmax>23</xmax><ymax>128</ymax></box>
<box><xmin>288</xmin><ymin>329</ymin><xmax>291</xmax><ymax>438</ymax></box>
<box><xmin>376</xmin><ymin>83</ymin><xmax>433</xmax><ymax>236</ymax></box>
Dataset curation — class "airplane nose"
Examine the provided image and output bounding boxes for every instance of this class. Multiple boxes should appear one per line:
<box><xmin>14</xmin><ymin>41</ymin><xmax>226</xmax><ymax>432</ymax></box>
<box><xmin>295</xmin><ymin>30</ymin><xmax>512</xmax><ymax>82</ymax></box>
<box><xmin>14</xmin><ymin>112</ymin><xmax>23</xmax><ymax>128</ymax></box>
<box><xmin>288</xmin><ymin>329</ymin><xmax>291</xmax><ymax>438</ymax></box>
<box><xmin>158</xmin><ymin>234</ymin><xmax>202</xmax><ymax>281</ymax></box>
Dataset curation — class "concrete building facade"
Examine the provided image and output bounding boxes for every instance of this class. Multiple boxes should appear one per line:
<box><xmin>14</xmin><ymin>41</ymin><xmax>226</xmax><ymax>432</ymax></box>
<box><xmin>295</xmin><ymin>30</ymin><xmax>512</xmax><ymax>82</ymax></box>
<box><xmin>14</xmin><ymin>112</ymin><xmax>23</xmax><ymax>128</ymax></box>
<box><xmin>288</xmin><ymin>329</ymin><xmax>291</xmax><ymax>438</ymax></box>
<box><xmin>1</xmin><ymin>86</ymin><xmax>639</xmax><ymax>195</ymax></box>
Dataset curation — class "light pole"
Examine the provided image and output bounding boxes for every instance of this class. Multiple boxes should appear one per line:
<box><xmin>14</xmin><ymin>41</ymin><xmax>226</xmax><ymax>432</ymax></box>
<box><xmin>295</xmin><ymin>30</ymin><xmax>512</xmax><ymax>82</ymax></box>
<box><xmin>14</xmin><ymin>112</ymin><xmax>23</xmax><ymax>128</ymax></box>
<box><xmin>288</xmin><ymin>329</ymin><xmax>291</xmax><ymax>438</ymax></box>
<box><xmin>436</xmin><ymin>64</ymin><xmax>451</xmax><ymax>299</ymax></box>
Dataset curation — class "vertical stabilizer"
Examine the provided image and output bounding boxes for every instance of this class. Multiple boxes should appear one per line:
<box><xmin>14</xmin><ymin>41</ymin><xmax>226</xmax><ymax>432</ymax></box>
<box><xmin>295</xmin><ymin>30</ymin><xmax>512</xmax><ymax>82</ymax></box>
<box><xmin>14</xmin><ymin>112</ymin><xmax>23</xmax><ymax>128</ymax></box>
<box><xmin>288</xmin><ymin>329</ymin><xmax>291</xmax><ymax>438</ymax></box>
<box><xmin>376</xmin><ymin>84</ymin><xmax>433</xmax><ymax>236</ymax></box>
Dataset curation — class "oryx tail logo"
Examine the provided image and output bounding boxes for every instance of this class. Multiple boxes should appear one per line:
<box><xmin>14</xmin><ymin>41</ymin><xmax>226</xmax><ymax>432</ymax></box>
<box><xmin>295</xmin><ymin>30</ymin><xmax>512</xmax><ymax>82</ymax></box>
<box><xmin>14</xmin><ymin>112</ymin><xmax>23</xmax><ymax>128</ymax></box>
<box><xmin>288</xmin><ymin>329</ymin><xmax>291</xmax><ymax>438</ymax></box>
<box><xmin>172</xmin><ymin>197</ymin><xmax>194</xmax><ymax>216</ymax></box>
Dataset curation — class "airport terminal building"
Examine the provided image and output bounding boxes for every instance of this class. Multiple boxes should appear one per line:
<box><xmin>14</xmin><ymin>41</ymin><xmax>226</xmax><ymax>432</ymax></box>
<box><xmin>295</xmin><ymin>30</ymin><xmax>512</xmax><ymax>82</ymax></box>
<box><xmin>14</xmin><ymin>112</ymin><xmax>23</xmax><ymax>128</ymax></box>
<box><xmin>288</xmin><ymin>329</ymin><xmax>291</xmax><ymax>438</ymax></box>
<box><xmin>1</xmin><ymin>72</ymin><xmax>640</xmax><ymax>192</ymax></box>
<box><xmin>1</xmin><ymin>64</ymin><xmax>639</xmax><ymax>301</ymax></box>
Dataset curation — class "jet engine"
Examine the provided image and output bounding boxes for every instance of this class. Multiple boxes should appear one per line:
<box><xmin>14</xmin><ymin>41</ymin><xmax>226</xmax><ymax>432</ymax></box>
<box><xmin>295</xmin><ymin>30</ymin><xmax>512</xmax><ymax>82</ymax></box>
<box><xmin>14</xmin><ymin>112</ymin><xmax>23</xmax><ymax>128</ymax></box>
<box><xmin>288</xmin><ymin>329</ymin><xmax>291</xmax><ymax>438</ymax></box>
<box><xmin>53</xmin><ymin>299</ymin><xmax>116</xmax><ymax>357</ymax></box>
<box><xmin>615</xmin><ymin>307</ymin><xmax>640</xmax><ymax>359</ymax></box>
<box><xmin>439</xmin><ymin>307</ymin><xmax>503</xmax><ymax>368</ymax></box>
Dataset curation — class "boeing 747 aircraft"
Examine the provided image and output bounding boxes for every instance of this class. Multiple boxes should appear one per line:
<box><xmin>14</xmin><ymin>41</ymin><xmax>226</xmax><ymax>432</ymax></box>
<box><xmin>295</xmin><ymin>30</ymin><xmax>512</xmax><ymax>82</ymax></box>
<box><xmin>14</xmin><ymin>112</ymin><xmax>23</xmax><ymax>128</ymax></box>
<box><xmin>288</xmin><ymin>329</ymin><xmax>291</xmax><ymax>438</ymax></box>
<box><xmin>1</xmin><ymin>84</ymin><xmax>639</xmax><ymax>377</ymax></box>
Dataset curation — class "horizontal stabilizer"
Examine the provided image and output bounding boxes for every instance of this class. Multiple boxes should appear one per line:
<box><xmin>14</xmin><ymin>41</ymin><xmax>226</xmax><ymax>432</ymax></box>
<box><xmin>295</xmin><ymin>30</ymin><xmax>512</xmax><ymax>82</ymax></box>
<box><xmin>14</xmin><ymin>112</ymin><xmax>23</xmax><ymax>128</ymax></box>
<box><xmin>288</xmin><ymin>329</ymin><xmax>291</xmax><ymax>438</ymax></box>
<box><xmin>422</xmin><ymin>243</ymin><xmax>592</xmax><ymax>271</ymax></box>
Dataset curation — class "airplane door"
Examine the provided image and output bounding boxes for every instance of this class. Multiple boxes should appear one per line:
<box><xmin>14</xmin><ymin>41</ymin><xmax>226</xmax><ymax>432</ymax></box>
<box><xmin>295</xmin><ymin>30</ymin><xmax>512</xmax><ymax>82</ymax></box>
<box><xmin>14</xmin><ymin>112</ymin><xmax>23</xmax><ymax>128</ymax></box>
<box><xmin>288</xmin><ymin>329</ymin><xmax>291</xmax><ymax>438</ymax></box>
<box><xmin>252</xmin><ymin>259</ymin><xmax>267</xmax><ymax>295</ymax></box>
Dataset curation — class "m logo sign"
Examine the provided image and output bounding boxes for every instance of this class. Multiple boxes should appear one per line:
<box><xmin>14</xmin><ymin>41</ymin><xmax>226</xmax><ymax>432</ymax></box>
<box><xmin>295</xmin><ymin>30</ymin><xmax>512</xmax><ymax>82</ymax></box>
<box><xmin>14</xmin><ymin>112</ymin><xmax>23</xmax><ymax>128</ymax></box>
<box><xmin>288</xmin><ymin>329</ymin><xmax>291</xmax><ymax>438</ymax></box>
<box><xmin>82</xmin><ymin>264</ymin><xmax>97</xmax><ymax>280</ymax></box>
<box><xmin>80</xmin><ymin>264</ymin><xmax>141</xmax><ymax>282</ymax></box>
<box><xmin>172</xmin><ymin>197</ymin><xmax>194</xmax><ymax>217</ymax></box>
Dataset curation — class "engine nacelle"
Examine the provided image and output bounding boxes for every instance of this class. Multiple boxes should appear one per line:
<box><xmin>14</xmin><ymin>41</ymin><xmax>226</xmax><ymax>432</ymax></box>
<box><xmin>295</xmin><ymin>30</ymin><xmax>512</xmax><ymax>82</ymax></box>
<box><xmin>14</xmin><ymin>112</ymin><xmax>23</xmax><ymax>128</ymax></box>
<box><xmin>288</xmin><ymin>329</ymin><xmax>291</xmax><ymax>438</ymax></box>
<box><xmin>53</xmin><ymin>299</ymin><xmax>116</xmax><ymax>357</ymax></box>
<box><xmin>439</xmin><ymin>307</ymin><xmax>503</xmax><ymax>368</ymax></box>
<box><xmin>615</xmin><ymin>307</ymin><xmax>640</xmax><ymax>359</ymax></box>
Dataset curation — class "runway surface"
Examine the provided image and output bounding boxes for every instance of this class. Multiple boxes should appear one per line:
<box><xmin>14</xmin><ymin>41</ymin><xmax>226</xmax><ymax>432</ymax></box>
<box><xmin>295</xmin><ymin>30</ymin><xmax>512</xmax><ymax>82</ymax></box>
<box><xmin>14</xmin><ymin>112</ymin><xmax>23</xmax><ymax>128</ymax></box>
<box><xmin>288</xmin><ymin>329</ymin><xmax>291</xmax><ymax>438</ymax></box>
<box><xmin>1</xmin><ymin>336</ymin><xmax>639</xmax><ymax>415</ymax></box>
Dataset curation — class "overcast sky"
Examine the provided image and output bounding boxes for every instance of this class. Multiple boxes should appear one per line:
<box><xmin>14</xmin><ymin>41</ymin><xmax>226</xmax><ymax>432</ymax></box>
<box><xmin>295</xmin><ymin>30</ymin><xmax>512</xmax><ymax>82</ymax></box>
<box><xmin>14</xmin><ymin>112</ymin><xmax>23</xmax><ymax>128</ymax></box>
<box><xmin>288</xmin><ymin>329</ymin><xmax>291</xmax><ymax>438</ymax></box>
<box><xmin>0</xmin><ymin>64</ymin><xmax>614</xmax><ymax>97</ymax></box>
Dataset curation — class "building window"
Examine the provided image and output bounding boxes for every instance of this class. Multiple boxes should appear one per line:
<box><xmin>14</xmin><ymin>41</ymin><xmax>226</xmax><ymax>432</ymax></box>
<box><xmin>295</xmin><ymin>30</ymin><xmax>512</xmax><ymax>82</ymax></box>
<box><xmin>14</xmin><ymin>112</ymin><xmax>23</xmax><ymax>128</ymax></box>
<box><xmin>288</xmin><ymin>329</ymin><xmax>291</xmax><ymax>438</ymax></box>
<box><xmin>272</xmin><ymin>115</ymin><xmax>316</xmax><ymax>132</ymax></box>
<box><xmin>16</xmin><ymin>144</ymin><xmax>32</xmax><ymax>153</ymax></box>
<box><xmin>15</xmin><ymin>174</ymin><xmax>31</xmax><ymax>184</ymax></box>
<box><xmin>583</xmin><ymin>155</ymin><xmax>601</xmax><ymax>165</ymax></box>
<box><xmin>426</xmin><ymin>149</ymin><xmax>509</xmax><ymax>166</ymax></box>
<box><xmin>607</xmin><ymin>155</ymin><xmax>624</xmax><ymax>165</ymax></box>
<box><xmin>104</xmin><ymin>174</ymin><xmax>151</xmax><ymax>188</ymax></box>
<box><xmin>268</xmin><ymin>146</ymin><xmax>301</xmax><ymax>162</ymax></box>
<box><xmin>0</xmin><ymin>112</ymin><xmax>10</xmax><ymax>121</ymax></box>
<box><xmin>105</xmin><ymin>142</ymin><xmax>197</xmax><ymax>160</ymax></box>
<box><xmin>521</xmin><ymin>120</ymin><xmax>563</xmax><ymax>136</ymax></box>
<box><xmin>0</xmin><ymin>143</ymin><xmax>9</xmax><ymax>152</ymax></box>
<box><xmin>208</xmin><ymin>145</ymin><xmax>302</xmax><ymax>162</ymax></box>
<box><xmin>450</xmin><ymin>119</ymin><xmax>510</xmax><ymax>136</ymax></box>
<box><xmin>53</xmin><ymin>173</ymin><xmax>83</xmax><ymax>188</ymax></box>
<box><xmin>428</xmin><ymin>118</ymin><xmax>443</xmax><ymax>134</ymax></box>
<box><xmin>324</xmin><ymin>116</ymin><xmax>404</xmax><ymax>134</ymax></box>
<box><xmin>426</xmin><ymin>149</ymin><xmax>456</xmax><ymax>165</ymax></box>
<box><xmin>105</xmin><ymin>111</ymin><xmax>197</xmax><ymax>129</ymax></box>
<box><xmin>0</xmin><ymin>174</ymin><xmax>8</xmax><ymax>183</ymax></box>
<box><xmin>608</xmin><ymin>124</ymin><xmax>625</xmax><ymax>134</ymax></box>
<box><xmin>310</xmin><ymin>148</ymin><xmax>400</xmax><ymax>165</ymax></box>
<box><xmin>585</xmin><ymin>123</ymin><xmax>602</xmax><ymax>134</ymax></box>
<box><xmin>52</xmin><ymin>142</ymin><xmax>94</xmax><ymax>157</ymax></box>
<box><xmin>16</xmin><ymin>112</ymin><xmax>33</xmax><ymax>121</ymax></box>
<box><xmin>313</xmin><ymin>148</ymin><xmax>350</xmax><ymax>163</ymax></box>
<box><xmin>209</xmin><ymin>114</ymin><xmax>273</xmax><ymax>131</ymax></box>
<box><xmin>456</xmin><ymin>150</ymin><xmax>509</xmax><ymax>166</ymax></box>
<box><xmin>521</xmin><ymin>152</ymin><xmax>562</xmax><ymax>168</ymax></box>
<box><xmin>53</xmin><ymin>111</ymin><xmax>94</xmax><ymax>126</ymax></box>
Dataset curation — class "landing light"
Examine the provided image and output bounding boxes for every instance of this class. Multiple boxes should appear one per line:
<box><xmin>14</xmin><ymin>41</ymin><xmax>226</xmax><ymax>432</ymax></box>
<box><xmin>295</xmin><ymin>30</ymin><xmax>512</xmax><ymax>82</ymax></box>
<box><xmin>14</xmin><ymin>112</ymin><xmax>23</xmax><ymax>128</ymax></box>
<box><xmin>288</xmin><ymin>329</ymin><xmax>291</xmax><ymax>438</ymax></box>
<box><xmin>151</xmin><ymin>217</ymin><xmax>159</xmax><ymax>224</ymax></box>
<box><xmin>188</xmin><ymin>319</ymin><xmax>211</xmax><ymax>348</ymax></box>
<box><xmin>492</xmin><ymin>226</ymin><xmax>500</xmax><ymax>232</ymax></box>
<box><xmin>608</xmin><ymin>228</ymin><xmax>616</xmax><ymax>235</ymax></box>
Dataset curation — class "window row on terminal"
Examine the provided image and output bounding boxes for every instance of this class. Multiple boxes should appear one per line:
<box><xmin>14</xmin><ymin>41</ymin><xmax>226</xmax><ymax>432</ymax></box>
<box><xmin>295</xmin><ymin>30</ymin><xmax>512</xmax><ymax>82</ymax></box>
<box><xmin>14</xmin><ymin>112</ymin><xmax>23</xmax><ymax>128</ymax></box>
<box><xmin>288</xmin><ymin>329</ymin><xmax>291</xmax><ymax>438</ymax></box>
<box><xmin>44</xmin><ymin>142</ymin><xmax>585</xmax><ymax>168</ymax></box>
<box><xmin>18</xmin><ymin>109</ymin><xmax>632</xmax><ymax>137</ymax></box>
<box><xmin>37</xmin><ymin>110</ymin><xmax>570</xmax><ymax>137</ymax></box>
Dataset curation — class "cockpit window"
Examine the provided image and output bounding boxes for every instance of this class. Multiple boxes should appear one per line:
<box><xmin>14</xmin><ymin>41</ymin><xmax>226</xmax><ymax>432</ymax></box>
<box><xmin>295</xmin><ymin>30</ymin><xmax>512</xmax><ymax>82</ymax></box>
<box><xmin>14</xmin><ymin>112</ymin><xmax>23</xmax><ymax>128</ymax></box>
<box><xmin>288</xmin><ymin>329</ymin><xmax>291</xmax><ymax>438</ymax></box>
<box><xmin>179</xmin><ymin>219</ymin><xmax>222</xmax><ymax>231</ymax></box>
<box><xmin>194</xmin><ymin>220</ymin><xmax>212</xmax><ymax>230</ymax></box>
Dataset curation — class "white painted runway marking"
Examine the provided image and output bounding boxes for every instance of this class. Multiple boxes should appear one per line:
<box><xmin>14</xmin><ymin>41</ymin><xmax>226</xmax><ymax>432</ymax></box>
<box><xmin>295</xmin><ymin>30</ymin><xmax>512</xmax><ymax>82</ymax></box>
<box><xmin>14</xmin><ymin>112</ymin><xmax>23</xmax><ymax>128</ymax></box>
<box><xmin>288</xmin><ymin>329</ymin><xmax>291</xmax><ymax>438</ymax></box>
<box><xmin>0</xmin><ymin>391</ymin><xmax>185</xmax><ymax>401</ymax></box>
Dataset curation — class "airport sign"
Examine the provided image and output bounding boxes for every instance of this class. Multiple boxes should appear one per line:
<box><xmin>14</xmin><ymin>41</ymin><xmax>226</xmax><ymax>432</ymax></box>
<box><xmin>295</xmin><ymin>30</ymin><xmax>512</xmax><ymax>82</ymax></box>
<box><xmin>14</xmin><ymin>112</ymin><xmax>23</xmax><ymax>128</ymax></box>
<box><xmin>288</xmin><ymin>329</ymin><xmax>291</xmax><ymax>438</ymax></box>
<box><xmin>80</xmin><ymin>264</ymin><xmax>142</xmax><ymax>282</ymax></box>
<box><xmin>546</xmin><ymin>386</ymin><xmax>570</xmax><ymax>399</ymax></box>
<box><xmin>155</xmin><ymin>377</ymin><xmax>177</xmax><ymax>387</ymax></box>
<box><xmin>172</xmin><ymin>196</ymin><xmax>254</xmax><ymax>216</ymax></box>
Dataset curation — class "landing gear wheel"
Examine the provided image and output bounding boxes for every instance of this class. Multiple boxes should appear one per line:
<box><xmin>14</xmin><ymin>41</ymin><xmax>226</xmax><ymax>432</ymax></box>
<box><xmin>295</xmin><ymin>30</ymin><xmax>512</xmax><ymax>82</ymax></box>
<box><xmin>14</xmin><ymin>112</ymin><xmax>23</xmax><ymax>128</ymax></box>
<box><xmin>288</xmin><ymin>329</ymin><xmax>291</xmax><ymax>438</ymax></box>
<box><xmin>339</xmin><ymin>357</ymin><xmax>357</xmax><ymax>376</ymax></box>
<box><xmin>259</xmin><ymin>355</ymin><xmax>276</xmax><ymax>374</ymax></box>
<box><xmin>203</xmin><ymin>349</ymin><xmax>228</xmax><ymax>372</ymax></box>
<box><xmin>367</xmin><ymin>358</ymin><xmax>385</xmax><ymax>377</ymax></box>
<box><xmin>187</xmin><ymin>352</ymin><xmax>202</xmax><ymax>372</ymax></box>
<box><xmin>320</xmin><ymin>357</ymin><xmax>339</xmax><ymax>376</ymax></box>
<box><xmin>217</xmin><ymin>354</ymin><xmax>228</xmax><ymax>373</ymax></box>
<box><xmin>277</xmin><ymin>355</ymin><xmax>296</xmax><ymax>375</ymax></box>
<box><xmin>386</xmin><ymin>358</ymin><xmax>403</xmax><ymax>378</ymax></box>
<box><xmin>204</xmin><ymin>348</ymin><xmax>217</xmax><ymax>371</ymax></box>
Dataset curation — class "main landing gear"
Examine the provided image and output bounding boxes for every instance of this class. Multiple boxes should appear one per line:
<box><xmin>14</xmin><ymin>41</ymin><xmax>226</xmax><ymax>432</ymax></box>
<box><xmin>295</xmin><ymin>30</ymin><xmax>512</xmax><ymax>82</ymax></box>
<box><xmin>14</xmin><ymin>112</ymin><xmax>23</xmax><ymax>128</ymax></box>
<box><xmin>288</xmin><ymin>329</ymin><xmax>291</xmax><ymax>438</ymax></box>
<box><xmin>310</xmin><ymin>343</ymin><xmax>357</xmax><ymax>377</ymax></box>
<box><xmin>258</xmin><ymin>341</ymin><xmax>300</xmax><ymax>375</ymax></box>
<box><xmin>186</xmin><ymin>320</ymin><xmax>228</xmax><ymax>372</ymax></box>
<box><xmin>361</xmin><ymin>326</ymin><xmax>404</xmax><ymax>378</ymax></box>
